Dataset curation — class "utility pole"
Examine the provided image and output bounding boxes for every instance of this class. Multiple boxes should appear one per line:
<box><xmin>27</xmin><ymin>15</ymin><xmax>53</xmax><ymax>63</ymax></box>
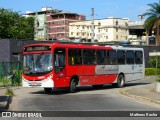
<box><xmin>91</xmin><ymin>8</ymin><xmax>94</xmax><ymax>43</ymax></box>
<box><xmin>34</xmin><ymin>12</ymin><xmax>39</xmax><ymax>40</ymax></box>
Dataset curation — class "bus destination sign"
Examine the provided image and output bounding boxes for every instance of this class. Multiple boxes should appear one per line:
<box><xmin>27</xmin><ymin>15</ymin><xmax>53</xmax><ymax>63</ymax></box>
<box><xmin>24</xmin><ymin>46</ymin><xmax>51</xmax><ymax>52</ymax></box>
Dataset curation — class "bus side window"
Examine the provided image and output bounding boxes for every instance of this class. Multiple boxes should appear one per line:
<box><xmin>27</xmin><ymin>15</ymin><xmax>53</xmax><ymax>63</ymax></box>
<box><xmin>54</xmin><ymin>48</ymin><xmax>66</xmax><ymax>73</ymax></box>
<box><xmin>108</xmin><ymin>50</ymin><xmax>117</xmax><ymax>65</ymax></box>
<box><xmin>117</xmin><ymin>50</ymin><xmax>125</xmax><ymax>64</ymax></box>
<box><xmin>97</xmin><ymin>50</ymin><xmax>107</xmax><ymax>65</ymax></box>
<box><xmin>135</xmin><ymin>51</ymin><xmax>143</xmax><ymax>64</ymax></box>
<box><xmin>126</xmin><ymin>51</ymin><xmax>135</xmax><ymax>64</ymax></box>
<box><xmin>83</xmin><ymin>49</ymin><xmax>96</xmax><ymax>65</ymax></box>
<box><xmin>68</xmin><ymin>49</ymin><xmax>82</xmax><ymax>65</ymax></box>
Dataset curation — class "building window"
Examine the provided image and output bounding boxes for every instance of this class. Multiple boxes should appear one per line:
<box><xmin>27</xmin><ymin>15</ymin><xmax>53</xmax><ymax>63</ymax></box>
<box><xmin>58</xmin><ymin>21</ymin><xmax>64</xmax><ymax>24</ymax></box>
<box><xmin>57</xmin><ymin>33</ymin><xmax>64</xmax><ymax>37</ymax></box>
<box><xmin>116</xmin><ymin>21</ymin><xmax>118</xmax><ymax>25</ymax></box>
<box><xmin>106</xmin><ymin>29</ymin><xmax>108</xmax><ymax>32</ymax></box>
<box><xmin>116</xmin><ymin>28</ymin><xmax>118</xmax><ymax>32</ymax></box>
<box><xmin>116</xmin><ymin>35</ymin><xmax>118</xmax><ymax>39</ymax></box>
<box><xmin>71</xmin><ymin>32</ymin><xmax>73</xmax><ymax>35</ymax></box>
<box><xmin>77</xmin><ymin>26</ymin><xmax>79</xmax><ymax>29</ymax></box>
<box><xmin>106</xmin><ymin>36</ymin><xmax>108</xmax><ymax>39</ymax></box>
<box><xmin>57</xmin><ymin>27</ymin><xmax>64</xmax><ymax>31</ymax></box>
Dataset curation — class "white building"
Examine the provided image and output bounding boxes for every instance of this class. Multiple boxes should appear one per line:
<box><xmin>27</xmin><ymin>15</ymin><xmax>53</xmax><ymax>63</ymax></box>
<box><xmin>69</xmin><ymin>17</ymin><xmax>129</xmax><ymax>43</ymax></box>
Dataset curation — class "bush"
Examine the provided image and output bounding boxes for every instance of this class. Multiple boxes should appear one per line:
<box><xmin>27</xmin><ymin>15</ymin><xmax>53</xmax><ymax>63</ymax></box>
<box><xmin>145</xmin><ymin>68</ymin><xmax>160</xmax><ymax>76</ymax></box>
<box><xmin>5</xmin><ymin>87</ymin><xmax>15</xmax><ymax>96</ymax></box>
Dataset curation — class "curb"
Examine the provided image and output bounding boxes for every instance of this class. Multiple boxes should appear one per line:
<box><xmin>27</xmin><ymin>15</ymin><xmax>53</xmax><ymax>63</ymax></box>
<box><xmin>120</xmin><ymin>89</ymin><xmax>160</xmax><ymax>105</ymax></box>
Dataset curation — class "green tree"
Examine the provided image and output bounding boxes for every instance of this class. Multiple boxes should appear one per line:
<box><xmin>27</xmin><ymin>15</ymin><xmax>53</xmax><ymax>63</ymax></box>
<box><xmin>0</xmin><ymin>8</ymin><xmax>34</xmax><ymax>40</ymax></box>
<box><xmin>142</xmin><ymin>1</ymin><xmax>160</xmax><ymax>45</ymax></box>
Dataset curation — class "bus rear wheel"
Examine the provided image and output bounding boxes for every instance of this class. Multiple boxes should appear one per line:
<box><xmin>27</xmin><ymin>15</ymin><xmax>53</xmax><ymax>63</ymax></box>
<box><xmin>117</xmin><ymin>74</ymin><xmax>125</xmax><ymax>88</ymax></box>
<box><xmin>70</xmin><ymin>78</ymin><xmax>77</xmax><ymax>93</ymax></box>
<box><xmin>112</xmin><ymin>75</ymin><xmax>125</xmax><ymax>88</ymax></box>
<box><xmin>44</xmin><ymin>88</ymin><xmax>52</xmax><ymax>93</ymax></box>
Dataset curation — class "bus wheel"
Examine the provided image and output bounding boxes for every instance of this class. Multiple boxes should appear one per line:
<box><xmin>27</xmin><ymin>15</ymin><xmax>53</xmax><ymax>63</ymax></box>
<box><xmin>44</xmin><ymin>88</ymin><xmax>52</xmax><ymax>93</ymax></box>
<box><xmin>92</xmin><ymin>85</ymin><xmax>103</xmax><ymax>89</ymax></box>
<box><xmin>117</xmin><ymin>75</ymin><xmax>125</xmax><ymax>88</ymax></box>
<box><xmin>70</xmin><ymin>78</ymin><xmax>77</xmax><ymax>93</ymax></box>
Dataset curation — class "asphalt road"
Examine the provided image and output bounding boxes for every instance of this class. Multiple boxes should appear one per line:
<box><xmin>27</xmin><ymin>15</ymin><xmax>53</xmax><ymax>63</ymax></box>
<box><xmin>2</xmin><ymin>78</ymin><xmax>160</xmax><ymax>120</ymax></box>
<box><xmin>4</xmin><ymin>77</ymin><xmax>159</xmax><ymax>120</ymax></box>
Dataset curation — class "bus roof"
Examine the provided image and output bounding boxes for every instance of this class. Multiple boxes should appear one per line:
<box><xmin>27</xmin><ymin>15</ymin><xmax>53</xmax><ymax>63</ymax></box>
<box><xmin>23</xmin><ymin>42</ymin><xmax>143</xmax><ymax>51</ymax></box>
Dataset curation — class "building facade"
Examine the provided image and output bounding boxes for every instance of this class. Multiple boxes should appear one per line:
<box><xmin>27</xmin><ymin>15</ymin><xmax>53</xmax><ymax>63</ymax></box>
<box><xmin>25</xmin><ymin>7</ymin><xmax>86</xmax><ymax>41</ymax></box>
<box><xmin>46</xmin><ymin>12</ymin><xmax>86</xmax><ymax>40</ymax></box>
<box><xmin>69</xmin><ymin>17</ymin><xmax>129</xmax><ymax>43</ymax></box>
<box><xmin>128</xmin><ymin>20</ymin><xmax>146</xmax><ymax>45</ymax></box>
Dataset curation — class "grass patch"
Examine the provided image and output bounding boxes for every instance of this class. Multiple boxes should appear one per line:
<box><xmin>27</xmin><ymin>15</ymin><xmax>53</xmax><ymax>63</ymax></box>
<box><xmin>0</xmin><ymin>77</ymin><xmax>11</xmax><ymax>87</ymax></box>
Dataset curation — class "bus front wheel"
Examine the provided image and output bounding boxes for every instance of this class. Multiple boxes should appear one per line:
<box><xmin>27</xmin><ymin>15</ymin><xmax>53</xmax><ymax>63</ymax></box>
<box><xmin>44</xmin><ymin>88</ymin><xmax>52</xmax><ymax>93</ymax></box>
<box><xmin>70</xmin><ymin>78</ymin><xmax>77</xmax><ymax>93</ymax></box>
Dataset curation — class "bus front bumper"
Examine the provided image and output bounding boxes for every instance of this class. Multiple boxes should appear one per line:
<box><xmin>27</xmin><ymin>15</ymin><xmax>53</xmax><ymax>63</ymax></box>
<box><xmin>22</xmin><ymin>76</ymin><xmax>54</xmax><ymax>88</ymax></box>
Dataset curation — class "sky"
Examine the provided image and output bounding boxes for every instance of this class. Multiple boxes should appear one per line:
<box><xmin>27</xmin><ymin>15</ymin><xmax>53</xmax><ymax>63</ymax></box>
<box><xmin>0</xmin><ymin>0</ymin><xmax>158</xmax><ymax>20</ymax></box>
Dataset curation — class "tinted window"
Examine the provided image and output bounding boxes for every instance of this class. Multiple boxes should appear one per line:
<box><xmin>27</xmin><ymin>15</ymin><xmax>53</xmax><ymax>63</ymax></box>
<box><xmin>83</xmin><ymin>49</ymin><xmax>96</xmax><ymax>65</ymax></box>
<box><xmin>68</xmin><ymin>49</ymin><xmax>82</xmax><ymax>65</ymax></box>
<box><xmin>108</xmin><ymin>50</ymin><xmax>117</xmax><ymax>65</ymax></box>
<box><xmin>135</xmin><ymin>51</ymin><xmax>143</xmax><ymax>64</ymax></box>
<box><xmin>126</xmin><ymin>51</ymin><xmax>135</xmax><ymax>64</ymax></box>
<box><xmin>97</xmin><ymin>50</ymin><xmax>107</xmax><ymax>65</ymax></box>
<box><xmin>117</xmin><ymin>50</ymin><xmax>125</xmax><ymax>64</ymax></box>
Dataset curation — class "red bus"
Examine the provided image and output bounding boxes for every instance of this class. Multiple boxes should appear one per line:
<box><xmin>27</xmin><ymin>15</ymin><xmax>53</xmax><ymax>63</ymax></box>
<box><xmin>22</xmin><ymin>42</ymin><xmax>144</xmax><ymax>93</ymax></box>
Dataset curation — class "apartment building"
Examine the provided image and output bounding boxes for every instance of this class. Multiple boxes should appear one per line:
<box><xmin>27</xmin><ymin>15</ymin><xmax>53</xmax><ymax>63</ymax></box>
<box><xmin>25</xmin><ymin>7</ymin><xmax>86</xmax><ymax>40</ymax></box>
<box><xmin>69</xmin><ymin>17</ymin><xmax>129</xmax><ymax>43</ymax></box>
<box><xmin>46</xmin><ymin>12</ymin><xmax>86</xmax><ymax>40</ymax></box>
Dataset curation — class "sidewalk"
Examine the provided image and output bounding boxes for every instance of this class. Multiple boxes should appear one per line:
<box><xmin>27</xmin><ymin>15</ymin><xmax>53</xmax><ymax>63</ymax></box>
<box><xmin>120</xmin><ymin>82</ymin><xmax>160</xmax><ymax>106</ymax></box>
<box><xmin>0</xmin><ymin>86</ymin><xmax>21</xmax><ymax>110</ymax></box>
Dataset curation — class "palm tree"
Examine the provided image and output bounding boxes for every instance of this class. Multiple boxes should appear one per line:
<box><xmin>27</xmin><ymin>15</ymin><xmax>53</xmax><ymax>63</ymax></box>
<box><xmin>143</xmin><ymin>1</ymin><xmax>160</xmax><ymax>45</ymax></box>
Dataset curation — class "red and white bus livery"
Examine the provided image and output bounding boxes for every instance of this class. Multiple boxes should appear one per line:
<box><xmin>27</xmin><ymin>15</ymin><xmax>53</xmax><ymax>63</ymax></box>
<box><xmin>22</xmin><ymin>42</ymin><xmax>144</xmax><ymax>93</ymax></box>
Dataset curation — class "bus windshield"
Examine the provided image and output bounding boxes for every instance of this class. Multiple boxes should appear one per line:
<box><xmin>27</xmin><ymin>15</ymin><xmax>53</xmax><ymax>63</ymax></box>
<box><xmin>23</xmin><ymin>53</ymin><xmax>53</xmax><ymax>75</ymax></box>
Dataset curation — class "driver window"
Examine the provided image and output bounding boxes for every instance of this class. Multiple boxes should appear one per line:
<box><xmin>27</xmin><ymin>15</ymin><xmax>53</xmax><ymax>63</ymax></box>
<box><xmin>54</xmin><ymin>48</ymin><xmax>66</xmax><ymax>73</ymax></box>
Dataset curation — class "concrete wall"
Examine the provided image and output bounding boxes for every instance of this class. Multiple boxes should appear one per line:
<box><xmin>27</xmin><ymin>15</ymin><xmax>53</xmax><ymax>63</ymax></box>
<box><xmin>0</xmin><ymin>40</ymin><xmax>10</xmax><ymax>62</ymax></box>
